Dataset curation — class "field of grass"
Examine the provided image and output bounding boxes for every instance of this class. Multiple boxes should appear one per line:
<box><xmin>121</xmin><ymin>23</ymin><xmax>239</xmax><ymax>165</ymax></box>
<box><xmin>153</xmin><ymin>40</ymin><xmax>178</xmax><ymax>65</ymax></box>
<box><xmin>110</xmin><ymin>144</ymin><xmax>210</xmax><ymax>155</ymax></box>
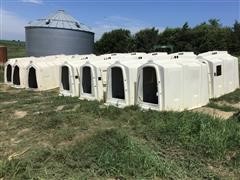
<box><xmin>0</xmin><ymin>40</ymin><xmax>26</xmax><ymax>59</ymax></box>
<box><xmin>0</xmin><ymin>85</ymin><xmax>240</xmax><ymax>179</ymax></box>
<box><xmin>0</xmin><ymin>49</ymin><xmax>239</xmax><ymax>178</ymax></box>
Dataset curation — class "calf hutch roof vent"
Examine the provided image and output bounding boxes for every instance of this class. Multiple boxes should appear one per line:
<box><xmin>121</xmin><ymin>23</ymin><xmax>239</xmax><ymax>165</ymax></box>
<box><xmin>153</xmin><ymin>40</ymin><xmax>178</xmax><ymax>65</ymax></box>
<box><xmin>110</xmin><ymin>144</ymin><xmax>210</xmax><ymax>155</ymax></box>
<box><xmin>170</xmin><ymin>52</ymin><xmax>197</xmax><ymax>59</ymax></box>
<box><xmin>25</xmin><ymin>10</ymin><xmax>94</xmax><ymax>57</ymax></box>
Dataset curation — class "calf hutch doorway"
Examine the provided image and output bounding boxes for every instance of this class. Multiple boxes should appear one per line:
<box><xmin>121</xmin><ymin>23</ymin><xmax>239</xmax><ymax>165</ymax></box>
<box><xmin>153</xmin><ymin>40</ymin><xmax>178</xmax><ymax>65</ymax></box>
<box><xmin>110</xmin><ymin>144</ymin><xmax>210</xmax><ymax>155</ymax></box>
<box><xmin>61</xmin><ymin>66</ymin><xmax>70</xmax><ymax>91</ymax></box>
<box><xmin>28</xmin><ymin>67</ymin><xmax>38</xmax><ymax>88</ymax></box>
<box><xmin>13</xmin><ymin>66</ymin><xmax>20</xmax><ymax>85</ymax></box>
<box><xmin>111</xmin><ymin>67</ymin><xmax>125</xmax><ymax>99</ymax></box>
<box><xmin>143</xmin><ymin>67</ymin><xmax>158</xmax><ymax>104</ymax></box>
<box><xmin>82</xmin><ymin>66</ymin><xmax>92</xmax><ymax>94</ymax></box>
<box><xmin>6</xmin><ymin>65</ymin><xmax>12</xmax><ymax>82</ymax></box>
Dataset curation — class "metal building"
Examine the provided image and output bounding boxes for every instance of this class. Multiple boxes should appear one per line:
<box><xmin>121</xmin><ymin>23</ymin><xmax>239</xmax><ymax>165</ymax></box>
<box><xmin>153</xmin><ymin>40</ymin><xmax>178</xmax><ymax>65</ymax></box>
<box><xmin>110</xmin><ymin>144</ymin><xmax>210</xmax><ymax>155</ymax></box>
<box><xmin>25</xmin><ymin>10</ymin><xmax>94</xmax><ymax>57</ymax></box>
<box><xmin>0</xmin><ymin>46</ymin><xmax>7</xmax><ymax>65</ymax></box>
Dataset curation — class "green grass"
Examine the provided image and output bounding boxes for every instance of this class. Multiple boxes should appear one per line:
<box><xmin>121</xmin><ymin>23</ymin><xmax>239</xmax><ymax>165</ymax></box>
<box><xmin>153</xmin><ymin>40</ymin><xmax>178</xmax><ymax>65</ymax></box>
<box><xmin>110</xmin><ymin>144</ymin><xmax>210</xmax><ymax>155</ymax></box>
<box><xmin>0</xmin><ymin>50</ymin><xmax>239</xmax><ymax>178</ymax></box>
<box><xmin>211</xmin><ymin>89</ymin><xmax>240</xmax><ymax>103</ymax></box>
<box><xmin>0</xmin><ymin>85</ymin><xmax>240</xmax><ymax>179</ymax></box>
<box><xmin>0</xmin><ymin>40</ymin><xmax>26</xmax><ymax>59</ymax></box>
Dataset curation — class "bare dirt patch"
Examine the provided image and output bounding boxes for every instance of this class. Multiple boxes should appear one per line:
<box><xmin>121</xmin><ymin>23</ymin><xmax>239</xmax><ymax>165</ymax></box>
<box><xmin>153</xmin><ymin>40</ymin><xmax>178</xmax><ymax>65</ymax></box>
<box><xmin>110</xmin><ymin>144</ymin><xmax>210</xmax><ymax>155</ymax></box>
<box><xmin>14</xmin><ymin>110</ymin><xmax>27</xmax><ymax>119</ymax></box>
<box><xmin>193</xmin><ymin>107</ymin><xmax>234</xmax><ymax>120</ymax></box>
<box><xmin>56</xmin><ymin>105</ymin><xmax>65</xmax><ymax>111</ymax></box>
<box><xmin>1</xmin><ymin>100</ymin><xmax>17</xmax><ymax>105</ymax></box>
<box><xmin>17</xmin><ymin>128</ymin><xmax>31</xmax><ymax>136</ymax></box>
<box><xmin>0</xmin><ymin>84</ymin><xmax>10</xmax><ymax>92</ymax></box>
<box><xmin>216</xmin><ymin>101</ymin><xmax>240</xmax><ymax>109</ymax></box>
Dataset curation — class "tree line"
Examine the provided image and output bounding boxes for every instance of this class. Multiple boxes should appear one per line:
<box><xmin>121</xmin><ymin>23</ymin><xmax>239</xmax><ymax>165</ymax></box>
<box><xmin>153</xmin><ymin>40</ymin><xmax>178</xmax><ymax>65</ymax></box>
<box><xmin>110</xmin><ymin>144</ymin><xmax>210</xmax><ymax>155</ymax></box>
<box><xmin>94</xmin><ymin>19</ymin><xmax>240</xmax><ymax>55</ymax></box>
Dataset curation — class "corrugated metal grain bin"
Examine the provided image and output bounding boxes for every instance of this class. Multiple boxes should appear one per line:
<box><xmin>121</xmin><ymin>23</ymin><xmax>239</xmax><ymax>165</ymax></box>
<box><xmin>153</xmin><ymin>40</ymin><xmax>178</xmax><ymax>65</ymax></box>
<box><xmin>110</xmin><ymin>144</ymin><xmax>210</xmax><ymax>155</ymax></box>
<box><xmin>25</xmin><ymin>10</ymin><xmax>94</xmax><ymax>57</ymax></box>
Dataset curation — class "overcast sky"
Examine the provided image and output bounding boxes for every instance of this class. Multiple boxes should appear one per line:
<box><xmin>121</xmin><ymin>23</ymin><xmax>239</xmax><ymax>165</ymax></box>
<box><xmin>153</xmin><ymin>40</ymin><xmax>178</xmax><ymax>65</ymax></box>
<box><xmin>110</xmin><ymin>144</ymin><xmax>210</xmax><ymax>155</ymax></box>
<box><xmin>0</xmin><ymin>0</ymin><xmax>239</xmax><ymax>41</ymax></box>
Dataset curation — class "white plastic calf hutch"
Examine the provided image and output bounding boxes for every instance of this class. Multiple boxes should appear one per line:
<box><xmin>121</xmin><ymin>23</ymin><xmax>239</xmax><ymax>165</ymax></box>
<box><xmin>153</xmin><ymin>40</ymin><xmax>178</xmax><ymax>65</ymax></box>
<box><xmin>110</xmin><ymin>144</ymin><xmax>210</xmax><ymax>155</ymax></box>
<box><xmin>4</xmin><ymin>58</ymin><xmax>17</xmax><ymax>85</ymax></box>
<box><xmin>79</xmin><ymin>54</ymin><xmax>152</xmax><ymax>102</ymax></box>
<box><xmin>176</xmin><ymin>59</ymin><xmax>209</xmax><ymax>109</ymax></box>
<box><xmin>105</xmin><ymin>59</ymin><xmax>149</xmax><ymax>108</ymax></box>
<box><xmin>11</xmin><ymin>57</ymin><xmax>38</xmax><ymax>88</ymax></box>
<box><xmin>59</xmin><ymin>55</ymin><xmax>96</xmax><ymax>97</ymax></box>
<box><xmin>4</xmin><ymin>57</ymin><xmax>35</xmax><ymax>85</ymax></box>
<box><xmin>26</xmin><ymin>58</ymin><xmax>66</xmax><ymax>91</ymax></box>
<box><xmin>60</xmin><ymin>60</ymin><xmax>85</xmax><ymax>97</ymax></box>
<box><xmin>197</xmin><ymin>51</ymin><xmax>239</xmax><ymax>98</ymax></box>
<box><xmin>79</xmin><ymin>60</ymin><xmax>114</xmax><ymax>101</ymax></box>
<box><xmin>136</xmin><ymin>60</ymin><xmax>209</xmax><ymax>111</ymax></box>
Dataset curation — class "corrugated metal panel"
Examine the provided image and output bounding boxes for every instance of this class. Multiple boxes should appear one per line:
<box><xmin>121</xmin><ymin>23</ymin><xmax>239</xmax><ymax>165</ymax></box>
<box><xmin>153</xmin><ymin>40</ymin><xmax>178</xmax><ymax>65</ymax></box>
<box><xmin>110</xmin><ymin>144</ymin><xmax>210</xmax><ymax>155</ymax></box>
<box><xmin>26</xmin><ymin>10</ymin><xmax>92</xmax><ymax>32</ymax></box>
<box><xmin>0</xmin><ymin>46</ymin><xmax>7</xmax><ymax>64</ymax></box>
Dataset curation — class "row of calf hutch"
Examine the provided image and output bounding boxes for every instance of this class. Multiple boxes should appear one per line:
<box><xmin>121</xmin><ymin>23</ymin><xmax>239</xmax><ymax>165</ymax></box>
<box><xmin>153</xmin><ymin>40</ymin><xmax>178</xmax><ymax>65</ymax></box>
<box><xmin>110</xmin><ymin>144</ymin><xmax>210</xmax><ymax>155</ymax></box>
<box><xmin>4</xmin><ymin>51</ymin><xmax>239</xmax><ymax>111</ymax></box>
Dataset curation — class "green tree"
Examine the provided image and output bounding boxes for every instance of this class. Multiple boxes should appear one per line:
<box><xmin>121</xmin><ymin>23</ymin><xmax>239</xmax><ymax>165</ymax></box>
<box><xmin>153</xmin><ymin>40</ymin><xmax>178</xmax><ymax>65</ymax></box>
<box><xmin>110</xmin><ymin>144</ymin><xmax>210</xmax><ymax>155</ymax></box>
<box><xmin>94</xmin><ymin>29</ymin><xmax>133</xmax><ymax>54</ymax></box>
<box><xmin>191</xmin><ymin>19</ymin><xmax>230</xmax><ymax>53</ymax></box>
<box><xmin>228</xmin><ymin>21</ymin><xmax>240</xmax><ymax>55</ymax></box>
<box><xmin>134</xmin><ymin>28</ymin><xmax>159</xmax><ymax>52</ymax></box>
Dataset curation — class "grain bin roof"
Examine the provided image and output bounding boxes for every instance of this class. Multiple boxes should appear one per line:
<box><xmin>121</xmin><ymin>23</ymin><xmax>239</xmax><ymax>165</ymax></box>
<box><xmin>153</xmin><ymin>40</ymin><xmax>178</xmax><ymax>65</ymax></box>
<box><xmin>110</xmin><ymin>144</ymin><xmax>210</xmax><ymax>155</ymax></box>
<box><xmin>26</xmin><ymin>10</ymin><xmax>93</xmax><ymax>33</ymax></box>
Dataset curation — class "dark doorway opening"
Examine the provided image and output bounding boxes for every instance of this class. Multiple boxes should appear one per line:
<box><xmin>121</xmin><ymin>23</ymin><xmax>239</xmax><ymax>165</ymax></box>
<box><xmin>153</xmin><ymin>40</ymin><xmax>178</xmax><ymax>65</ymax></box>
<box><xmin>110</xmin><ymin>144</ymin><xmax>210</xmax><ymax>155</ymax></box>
<box><xmin>13</xmin><ymin>66</ymin><xmax>20</xmax><ymax>85</ymax></box>
<box><xmin>143</xmin><ymin>67</ymin><xmax>158</xmax><ymax>104</ymax></box>
<box><xmin>82</xmin><ymin>66</ymin><xmax>92</xmax><ymax>94</ymax></box>
<box><xmin>61</xmin><ymin>66</ymin><xmax>70</xmax><ymax>90</ymax></box>
<box><xmin>6</xmin><ymin>65</ymin><xmax>12</xmax><ymax>82</ymax></box>
<box><xmin>111</xmin><ymin>67</ymin><xmax>125</xmax><ymax>99</ymax></box>
<box><xmin>28</xmin><ymin>67</ymin><xmax>38</xmax><ymax>88</ymax></box>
